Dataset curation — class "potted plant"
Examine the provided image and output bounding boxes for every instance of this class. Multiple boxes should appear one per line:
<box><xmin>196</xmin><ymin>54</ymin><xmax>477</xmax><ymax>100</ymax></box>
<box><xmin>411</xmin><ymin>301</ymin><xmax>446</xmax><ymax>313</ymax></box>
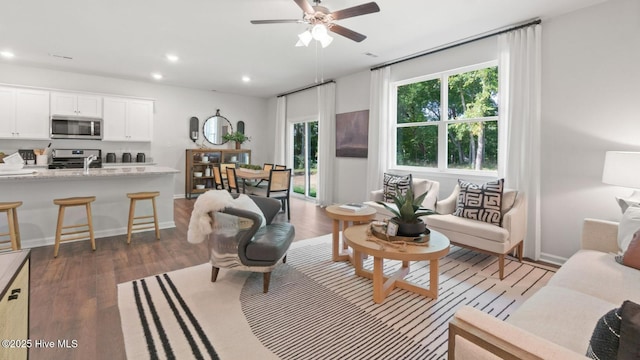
<box><xmin>223</xmin><ymin>132</ymin><xmax>251</xmax><ymax>149</ymax></box>
<box><xmin>376</xmin><ymin>186</ymin><xmax>436</xmax><ymax>236</ymax></box>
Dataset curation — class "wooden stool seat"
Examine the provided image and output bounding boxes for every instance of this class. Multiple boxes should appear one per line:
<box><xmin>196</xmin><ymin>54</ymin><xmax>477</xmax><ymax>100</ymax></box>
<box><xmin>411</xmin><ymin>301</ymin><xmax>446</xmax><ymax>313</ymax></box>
<box><xmin>53</xmin><ymin>196</ymin><xmax>96</xmax><ymax>258</ymax></box>
<box><xmin>0</xmin><ymin>201</ymin><xmax>22</xmax><ymax>251</ymax></box>
<box><xmin>126</xmin><ymin>191</ymin><xmax>160</xmax><ymax>244</ymax></box>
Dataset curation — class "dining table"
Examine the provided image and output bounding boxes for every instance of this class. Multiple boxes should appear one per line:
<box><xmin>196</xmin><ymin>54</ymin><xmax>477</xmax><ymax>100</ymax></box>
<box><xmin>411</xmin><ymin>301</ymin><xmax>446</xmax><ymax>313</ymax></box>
<box><xmin>235</xmin><ymin>168</ymin><xmax>270</xmax><ymax>193</ymax></box>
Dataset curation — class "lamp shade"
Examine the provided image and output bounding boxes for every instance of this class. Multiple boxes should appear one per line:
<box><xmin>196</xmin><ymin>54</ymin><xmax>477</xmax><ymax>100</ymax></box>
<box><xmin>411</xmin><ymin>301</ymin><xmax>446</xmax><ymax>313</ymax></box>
<box><xmin>602</xmin><ymin>151</ymin><xmax>640</xmax><ymax>188</ymax></box>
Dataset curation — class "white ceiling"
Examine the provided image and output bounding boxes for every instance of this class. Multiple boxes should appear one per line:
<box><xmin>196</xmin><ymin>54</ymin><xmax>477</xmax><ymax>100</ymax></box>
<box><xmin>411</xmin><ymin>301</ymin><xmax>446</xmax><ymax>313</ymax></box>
<box><xmin>0</xmin><ymin>0</ymin><xmax>605</xmax><ymax>98</ymax></box>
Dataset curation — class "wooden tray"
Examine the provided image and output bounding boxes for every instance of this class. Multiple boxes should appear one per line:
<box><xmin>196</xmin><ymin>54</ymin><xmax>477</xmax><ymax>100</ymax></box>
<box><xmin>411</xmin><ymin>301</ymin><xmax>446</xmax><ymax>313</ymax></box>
<box><xmin>370</xmin><ymin>224</ymin><xmax>430</xmax><ymax>243</ymax></box>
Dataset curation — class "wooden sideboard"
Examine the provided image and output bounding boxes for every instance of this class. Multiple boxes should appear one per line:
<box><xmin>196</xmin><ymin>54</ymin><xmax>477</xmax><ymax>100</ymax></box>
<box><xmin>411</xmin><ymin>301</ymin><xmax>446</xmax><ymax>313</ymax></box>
<box><xmin>185</xmin><ymin>149</ymin><xmax>251</xmax><ymax>199</ymax></box>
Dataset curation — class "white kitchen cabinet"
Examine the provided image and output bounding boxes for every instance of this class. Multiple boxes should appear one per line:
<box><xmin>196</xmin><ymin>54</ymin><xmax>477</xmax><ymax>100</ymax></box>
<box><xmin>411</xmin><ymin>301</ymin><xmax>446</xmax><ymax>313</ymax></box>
<box><xmin>51</xmin><ymin>92</ymin><xmax>102</xmax><ymax>118</ymax></box>
<box><xmin>0</xmin><ymin>87</ymin><xmax>50</xmax><ymax>140</ymax></box>
<box><xmin>103</xmin><ymin>97</ymin><xmax>153</xmax><ymax>142</ymax></box>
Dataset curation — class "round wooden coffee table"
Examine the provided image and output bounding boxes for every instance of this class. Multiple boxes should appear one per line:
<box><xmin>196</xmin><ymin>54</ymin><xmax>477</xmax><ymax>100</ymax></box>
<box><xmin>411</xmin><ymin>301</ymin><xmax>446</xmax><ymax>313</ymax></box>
<box><xmin>343</xmin><ymin>224</ymin><xmax>450</xmax><ymax>303</ymax></box>
<box><xmin>325</xmin><ymin>205</ymin><xmax>377</xmax><ymax>262</ymax></box>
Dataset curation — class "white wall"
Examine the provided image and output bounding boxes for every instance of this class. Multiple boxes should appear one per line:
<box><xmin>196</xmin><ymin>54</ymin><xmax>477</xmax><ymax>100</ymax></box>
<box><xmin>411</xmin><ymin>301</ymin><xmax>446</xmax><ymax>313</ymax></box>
<box><xmin>0</xmin><ymin>63</ymin><xmax>269</xmax><ymax>196</ymax></box>
<box><xmin>540</xmin><ymin>0</ymin><xmax>640</xmax><ymax>262</ymax></box>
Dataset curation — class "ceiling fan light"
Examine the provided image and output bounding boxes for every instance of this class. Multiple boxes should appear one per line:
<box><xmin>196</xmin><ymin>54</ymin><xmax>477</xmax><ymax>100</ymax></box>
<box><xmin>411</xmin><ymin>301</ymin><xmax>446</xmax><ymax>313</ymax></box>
<box><xmin>311</xmin><ymin>24</ymin><xmax>328</xmax><ymax>41</ymax></box>
<box><xmin>320</xmin><ymin>35</ymin><xmax>333</xmax><ymax>48</ymax></box>
<box><xmin>297</xmin><ymin>30</ymin><xmax>312</xmax><ymax>47</ymax></box>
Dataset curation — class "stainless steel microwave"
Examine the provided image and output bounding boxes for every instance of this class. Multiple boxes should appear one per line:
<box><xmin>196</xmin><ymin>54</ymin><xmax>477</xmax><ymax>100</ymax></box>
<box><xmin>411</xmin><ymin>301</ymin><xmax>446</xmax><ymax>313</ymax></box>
<box><xmin>50</xmin><ymin>116</ymin><xmax>103</xmax><ymax>140</ymax></box>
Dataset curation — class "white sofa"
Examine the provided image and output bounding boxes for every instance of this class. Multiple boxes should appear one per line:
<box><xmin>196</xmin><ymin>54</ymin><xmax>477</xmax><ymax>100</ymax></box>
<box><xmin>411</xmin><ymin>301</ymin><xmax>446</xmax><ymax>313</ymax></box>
<box><xmin>364</xmin><ymin>178</ymin><xmax>439</xmax><ymax>220</ymax></box>
<box><xmin>448</xmin><ymin>218</ymin><xmax>640</xmax><ymax>359</ymax></box>
<box><xmin>426</xmin><ymin>185</ymin><xmax>527</xmax><ymax>279</ymax></box>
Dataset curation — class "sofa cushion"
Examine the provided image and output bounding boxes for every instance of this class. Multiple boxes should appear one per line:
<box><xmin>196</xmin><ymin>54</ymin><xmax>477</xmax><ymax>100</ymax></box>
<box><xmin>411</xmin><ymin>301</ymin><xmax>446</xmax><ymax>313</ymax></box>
<box><xmin>586</xmin><ymin>306</ymin><xmax>621</xmax><ymax>360</ymax></box>
<box><xmin>245</xmin><ymin>223</ymin><xmax>295</xmax><ymax>262</ymax></box>
<box><xmin>453</xmin><ymin>178</ymin><xmax>504</xmax><ymax>226</ymax></box>
<box><xmin>616</xmin><ymin>229</ymin><xmax>640</xmax><ymax>270</ymax></box>
<box><xmin>426</xmin><ymin>214</ymin><xmax>509</xmax><ymax>243</ymax></box>
<box><xmin>383</xmin><ymin>173</ymin><xmax>412</xmax><ymax>203</ymax></box>
<box><xmin>619</xmin><ymin>205</ymin><xmax>640</xmax><ymax>253</ymax></box>
<box><xmin>547</xmin><ymin>250</ymin><xmax>640</xmax><ymax>305</ymax></box>
<box><xmin>506</xmin><ymin>285</ymin><xmax>617</xmax><ymax>354</ymax></box>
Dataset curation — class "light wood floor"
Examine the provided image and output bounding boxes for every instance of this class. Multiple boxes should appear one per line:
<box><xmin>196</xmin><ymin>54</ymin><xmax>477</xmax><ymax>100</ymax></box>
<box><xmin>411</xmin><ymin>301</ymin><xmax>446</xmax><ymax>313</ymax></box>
<box><xmin>27</xmin><ymin>196</ymin><xmax>332</xmax><ymax>360</ymax></box>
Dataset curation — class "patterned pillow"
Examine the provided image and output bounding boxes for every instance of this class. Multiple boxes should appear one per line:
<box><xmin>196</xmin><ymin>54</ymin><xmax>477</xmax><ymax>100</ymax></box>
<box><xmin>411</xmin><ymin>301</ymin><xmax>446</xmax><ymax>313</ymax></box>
<box><xmin>586</xmin><ymin>306</ymin><xmax>622</xmax><ymax>360</ymax></box>
<box><xmin>453</xmin><ymin>179</ymin><xmax>504</xmax><ymax>226</ymax></box>
<box><xmin>383</xmin><ymin>173</ymin><xmax>412</xmax><ymax>203</ymax></box>
<box><xmin>618</xmin><ymin>300</ymin><xmax>640</xmax><ymax>360</ymax></box>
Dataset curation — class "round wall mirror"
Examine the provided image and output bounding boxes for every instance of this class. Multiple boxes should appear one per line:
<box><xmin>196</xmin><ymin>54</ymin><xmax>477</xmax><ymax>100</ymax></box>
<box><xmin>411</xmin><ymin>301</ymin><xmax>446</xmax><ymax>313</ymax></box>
<box><xmin>203</xmin><ymin>110</ymin><xmax>232</xmax><ymax>145</ymax></box>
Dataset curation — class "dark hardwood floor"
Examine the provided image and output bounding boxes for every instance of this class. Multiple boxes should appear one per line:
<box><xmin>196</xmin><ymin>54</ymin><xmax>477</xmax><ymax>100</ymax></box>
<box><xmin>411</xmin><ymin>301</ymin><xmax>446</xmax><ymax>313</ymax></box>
<box><xmin>27</xmin><ymin>196</ymin><xmax>332</xmax><ymax>360</ymax></box>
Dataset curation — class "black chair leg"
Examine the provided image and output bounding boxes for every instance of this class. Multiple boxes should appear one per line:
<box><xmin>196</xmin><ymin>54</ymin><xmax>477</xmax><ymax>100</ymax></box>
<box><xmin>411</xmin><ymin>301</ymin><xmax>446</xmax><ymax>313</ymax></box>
<box><xmin>263</xmin><ymin>272</ymin><xmax>271</xmax><ymax>293</ymax></box>
<box><xmin>286</xmin><ymin>198</ymin><xmax>290</xmax><ymax>220</ymax></box>
<box><xmin>211</xmin><ymin>266</ymin><xmax>219</xmax><ymax>282</ymax></box>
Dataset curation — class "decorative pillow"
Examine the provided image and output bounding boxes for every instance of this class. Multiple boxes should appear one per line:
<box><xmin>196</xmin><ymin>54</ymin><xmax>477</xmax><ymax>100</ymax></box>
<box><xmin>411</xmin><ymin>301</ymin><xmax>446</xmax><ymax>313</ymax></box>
<box><xmin>618</xmin><ymin>300</ymin><xmax>640</xmax><ymax>360</ymax></box>
<box><xmin>616</xmin><ymin>229</ymin><xmax>640</xmax><ymax>270</ymax></box>
<box><xmin>453</xmin><ymin>179</ymin><xmax>504</xmax><ymax>226</ymax></box>
<box><xmin>586</xmin><ymin>306</ymin><xmax>622</xmax><ymax>360</ymax></box>
<box><xmin>618</xmin><ymin>205</ymin><xmax>640</xmax><ymax>253</ymax></box>
<box><xmin>383</xmin><ymin>173</ymin><xmax>412</xmax><ymax>203</ymax></box>
<box><xmin>231</xmin><ymin>195</ymin><xmax>266</xmax><ymax>228</ymax></box>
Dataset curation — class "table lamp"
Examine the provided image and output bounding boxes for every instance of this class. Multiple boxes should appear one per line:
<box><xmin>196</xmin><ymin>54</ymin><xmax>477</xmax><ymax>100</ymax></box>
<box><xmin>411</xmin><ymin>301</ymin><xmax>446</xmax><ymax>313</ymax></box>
<box><xmin>602</xmin><ymin>151</ymin><xmax>640</xmax><ymax>212</ymax></box>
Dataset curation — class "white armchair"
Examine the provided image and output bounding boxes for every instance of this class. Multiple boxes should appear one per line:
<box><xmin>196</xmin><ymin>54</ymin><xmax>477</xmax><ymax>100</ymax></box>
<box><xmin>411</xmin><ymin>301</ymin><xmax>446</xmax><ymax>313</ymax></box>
<box><xmin>364</xmin><ymin>178</ymin><xmax>440</xmax><ymax>220</ymax></box>
<box><xmin>425</xmin><ymin>185</ymin><xmax>527</xmax><ymax>279</ymax></box>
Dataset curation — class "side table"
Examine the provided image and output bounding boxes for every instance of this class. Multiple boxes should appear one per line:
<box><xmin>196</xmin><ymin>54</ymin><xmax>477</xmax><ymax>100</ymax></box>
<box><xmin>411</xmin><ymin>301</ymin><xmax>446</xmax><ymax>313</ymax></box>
<box><xmin>325</xmin><ymin>205</ymin><xmax>376</xmax><ymax>262</ymax></box>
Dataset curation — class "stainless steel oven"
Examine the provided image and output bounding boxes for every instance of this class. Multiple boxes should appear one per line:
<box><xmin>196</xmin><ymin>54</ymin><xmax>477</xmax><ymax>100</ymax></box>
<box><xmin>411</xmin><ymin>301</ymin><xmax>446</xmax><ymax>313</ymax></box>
<box><xmin>50</xmin><ymin>116</ymin><xmax>103</xmax><ymax>140</ymax></box>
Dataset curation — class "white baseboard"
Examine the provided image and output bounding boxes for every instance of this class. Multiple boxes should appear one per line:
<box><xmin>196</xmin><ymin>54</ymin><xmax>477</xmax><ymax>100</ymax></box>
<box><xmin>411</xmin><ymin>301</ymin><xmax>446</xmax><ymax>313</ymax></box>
<box><xmin>21</xmin><ymin>221</ymin><xmax>176</xmax><ymax>249</ymax></box>
<box><xmin>539</xmin><ymin>252</ymin><xmax>568</xmax><ymax>266</ymax></box>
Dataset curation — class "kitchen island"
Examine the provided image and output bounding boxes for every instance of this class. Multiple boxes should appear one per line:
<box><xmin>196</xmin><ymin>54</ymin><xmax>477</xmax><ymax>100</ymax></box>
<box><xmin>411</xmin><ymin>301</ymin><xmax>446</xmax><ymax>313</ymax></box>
<box><xmin>0</xmin><ymin>166</ymin><xmax>179</xmax><ymax>248</ymax></box>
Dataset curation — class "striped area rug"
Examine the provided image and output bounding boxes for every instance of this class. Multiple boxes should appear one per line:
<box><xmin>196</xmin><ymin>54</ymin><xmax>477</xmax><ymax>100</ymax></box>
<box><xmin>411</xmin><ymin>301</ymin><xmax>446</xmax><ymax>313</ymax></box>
<box><xmin>118</xmin><ymin>234</ymin><xmax>555</xmax><ymax>360</ymax></box>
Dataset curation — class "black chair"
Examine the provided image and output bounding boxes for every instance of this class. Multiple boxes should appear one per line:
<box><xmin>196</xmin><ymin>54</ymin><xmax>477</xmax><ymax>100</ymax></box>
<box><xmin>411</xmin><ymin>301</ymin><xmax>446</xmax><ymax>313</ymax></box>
<box><xmin>226</xmin><ymin>167</ymin><xmax>240</xmax><ymax>193</ymax></box>
<box><xmin>255</xmin><ymin>163</ymin><xmax>274</xmax><ymax>188</ymax></box>
<box><xmin>251</xmin><ymin>169</ymin><xmax>292</xmax><ymax>220</ymax></box>
<box><xmin>213</xmin><ymin>165</ymin><xmax>224</xmax><ymax>190</ymax></box>
<box><xmin>208</xmin><ymin>195</ymin><xmax>295</xmax><ymax>293</ymax></box>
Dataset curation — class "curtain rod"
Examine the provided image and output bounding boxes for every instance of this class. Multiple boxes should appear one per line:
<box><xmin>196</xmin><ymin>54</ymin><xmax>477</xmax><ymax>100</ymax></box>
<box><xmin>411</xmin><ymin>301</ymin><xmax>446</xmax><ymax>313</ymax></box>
<box><xmin>277</xmin><ymin>80</ymin><xmax>335</xmax><ymax>98</ymax></box>
<box><xmin>370</xmin><ymin>18</ymin><xmax>541</xmax><ymax>71</ymax></box>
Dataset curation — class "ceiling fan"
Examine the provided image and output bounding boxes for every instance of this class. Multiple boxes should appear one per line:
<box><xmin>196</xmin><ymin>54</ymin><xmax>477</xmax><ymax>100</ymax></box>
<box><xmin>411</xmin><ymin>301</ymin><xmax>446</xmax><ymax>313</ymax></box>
<box><xmin>250</xmin><ymin>0</ymin><xmax>380</xmax><ymax>44</ymax></box>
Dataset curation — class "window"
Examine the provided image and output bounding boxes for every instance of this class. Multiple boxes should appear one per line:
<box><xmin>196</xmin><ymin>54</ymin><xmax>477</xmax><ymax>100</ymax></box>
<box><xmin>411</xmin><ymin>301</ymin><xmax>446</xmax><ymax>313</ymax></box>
<box><xmin>393</xmin><ymin>62</ymin><xmax>499</xmax><ymax>173</ymax></box>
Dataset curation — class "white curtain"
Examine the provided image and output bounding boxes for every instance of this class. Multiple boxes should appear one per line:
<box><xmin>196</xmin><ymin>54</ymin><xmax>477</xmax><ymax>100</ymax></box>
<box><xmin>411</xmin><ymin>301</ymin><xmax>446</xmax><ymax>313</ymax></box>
<box><xmin>366</xmin><ymin>67</ymin><xmax>391</xmax><ymax>195</ymax></box>
<box><xmin>274</xmin><ymin>96</ymin><xmax>287</xmax><ymax>165</ymax></box>
<box><xmin>316</xmin><ymin>82</ymin><xmax>336</xmax><ymax>206</ymax></box>
<box><xmin>498</xmin><ymin>25</ymin><xmax>542</xmax><ymax>260</ymax></box>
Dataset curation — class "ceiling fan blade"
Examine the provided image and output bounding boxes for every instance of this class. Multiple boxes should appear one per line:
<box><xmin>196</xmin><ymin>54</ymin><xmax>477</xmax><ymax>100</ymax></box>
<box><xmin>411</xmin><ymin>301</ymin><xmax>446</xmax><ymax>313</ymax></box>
<box><xmin>329</xmin><ymin>24</ymin><xmax>367</xmax><ymax>42</ymax></box>
<box><xmin>293</xmin><ymin>0</ymin><xmax>314</xmax><ymax>14</ymax></box>
<box><xmin>329</xmin><ymin>2</ymin><xmax>380</xmax><ymax>20</ymax></box>
<box><xmin>250</xmin><ymin>19</ymin><xmax>305</xmax><ymax>24</ymax></box>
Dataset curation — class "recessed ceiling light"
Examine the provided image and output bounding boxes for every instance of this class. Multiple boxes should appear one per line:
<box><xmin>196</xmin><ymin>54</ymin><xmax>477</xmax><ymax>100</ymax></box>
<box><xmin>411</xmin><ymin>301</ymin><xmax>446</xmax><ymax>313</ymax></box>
<box><xmin>165</xmin><ymin>54</ymin><xmax>179</xmax><ymax>62</ymax></box>
<box><xmin>151</xmin><ymin>73</ymin><xmax>163</xmax><ymax>80</ymax></box>
<box><xmin>242</xmin><ymin>76</ymin><xmax>251</xmax><ymax>83</ymax></box>
<box><xmin>0</xmin><ymin>51</ymin><xmax>15</xmax><ymax>59</ymax></box>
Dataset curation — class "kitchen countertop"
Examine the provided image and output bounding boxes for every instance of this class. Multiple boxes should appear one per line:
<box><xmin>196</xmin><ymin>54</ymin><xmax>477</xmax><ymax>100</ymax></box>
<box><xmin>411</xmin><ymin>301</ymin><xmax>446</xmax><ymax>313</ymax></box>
<box><xmin>0</xmin><ymin>165</ymin><xmax>178</xmax><ymax>180</ymax></box>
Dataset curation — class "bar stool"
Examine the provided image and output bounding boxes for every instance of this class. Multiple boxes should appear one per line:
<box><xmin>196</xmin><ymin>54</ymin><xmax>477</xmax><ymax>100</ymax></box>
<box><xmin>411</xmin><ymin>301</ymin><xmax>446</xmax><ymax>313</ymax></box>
<box><xmin>126</xmin><ymin>192</ymin><xmax>160</xmax><ymax>244</ymax></box>
<box><xmin>53</xmin><ymin>196</ymin><xmax>96</xmax><ymax>257</ymax></box>
<box><xmin>0</xmin><ymin>201</ymin><xmax>22</xmax><ymax>251</ymax></box>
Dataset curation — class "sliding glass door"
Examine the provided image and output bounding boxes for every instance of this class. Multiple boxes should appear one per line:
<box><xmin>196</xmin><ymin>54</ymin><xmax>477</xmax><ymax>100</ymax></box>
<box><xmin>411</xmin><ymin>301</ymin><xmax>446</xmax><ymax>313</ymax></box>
<box><xmin>292</xmin><ymin>121</ymin><xmax>318</xmax><ymax>198</ymax></box>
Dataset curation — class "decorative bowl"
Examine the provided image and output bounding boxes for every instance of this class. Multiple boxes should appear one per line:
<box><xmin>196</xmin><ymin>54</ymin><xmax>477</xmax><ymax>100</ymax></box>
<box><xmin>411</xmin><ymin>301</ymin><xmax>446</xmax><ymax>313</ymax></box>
<box><xmin>194</xmin><ymin>172</ymin><xmax>203</xmax><ymax>177</ymax></box>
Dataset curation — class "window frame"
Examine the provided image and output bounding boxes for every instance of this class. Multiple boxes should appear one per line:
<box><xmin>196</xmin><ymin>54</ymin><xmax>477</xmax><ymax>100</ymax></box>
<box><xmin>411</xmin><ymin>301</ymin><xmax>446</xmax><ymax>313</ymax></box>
<box><xmin>390</xmin><ymin>60</ymin><xmax>499</xmax><ymax>177</ymax></box>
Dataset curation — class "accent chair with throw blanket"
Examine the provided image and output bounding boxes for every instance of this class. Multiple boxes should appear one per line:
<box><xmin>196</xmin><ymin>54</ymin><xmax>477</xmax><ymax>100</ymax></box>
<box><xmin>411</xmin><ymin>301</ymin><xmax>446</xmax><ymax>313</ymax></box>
<box><xmin>187</xmin><ymin>190</ymin><xmax>295</xmax><ymax>293</ymax></box>
<box><xmin>425</xmin><ymin>178</ymin><xmax>526</xmax><ymax>280</ymax></box>
<box><xmin>364</xmin><ymin>173</ymin><xmax>440</xmax><ymax>220</ymax></box>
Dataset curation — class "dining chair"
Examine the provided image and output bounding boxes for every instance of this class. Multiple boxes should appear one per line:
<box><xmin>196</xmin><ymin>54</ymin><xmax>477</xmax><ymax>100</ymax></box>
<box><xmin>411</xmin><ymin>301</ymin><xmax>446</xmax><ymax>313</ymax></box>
<box><xmin>251</xmin><ymin>169</ymin><xmax>292</xmax><ymax>220</ymax></box>
<box><xmin>220</xmin><ymin>163</ymin><xmax>236</xmax><ymax>179</ymax></box>
<box><xmin>256</xmin><ymin>163</ymin><xmax>274</xmax><ymax>187</ymax></box>
<box><xmin>213</xmin><ymin>165</ymin><xmax>224</xmax><ymax>190</ymax></box>
<box><xmin>274</xmin><ymin>165</ymin><xmax>286</xmax><ymax>170</ymax></box>
<box><xmin>226</xmin><ymin>167</ymin><xmax>241</xmax><ymax>193</ymax></box>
